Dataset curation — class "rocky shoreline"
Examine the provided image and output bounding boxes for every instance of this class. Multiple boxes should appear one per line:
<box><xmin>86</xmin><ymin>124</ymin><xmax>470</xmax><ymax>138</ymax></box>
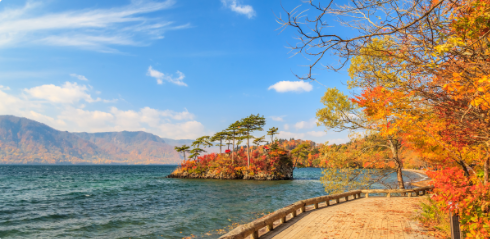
<box><xmin>167</xmin><ymin>163</ymin><xmax>294</xmax><ymax>180</ymax></box>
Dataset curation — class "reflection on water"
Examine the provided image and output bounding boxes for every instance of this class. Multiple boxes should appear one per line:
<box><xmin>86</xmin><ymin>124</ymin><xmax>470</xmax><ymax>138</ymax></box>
<box><xmin>0</xmin><ymin>166</ymin><xmax>422</xmax><ymax>239</ymax></box>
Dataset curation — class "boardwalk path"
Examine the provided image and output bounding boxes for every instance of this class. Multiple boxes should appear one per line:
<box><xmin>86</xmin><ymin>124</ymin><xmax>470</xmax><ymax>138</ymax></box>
<box><xmin>259</xmin><ymin>197</ymin><xmax>434</xmax><ymax>239</ymax></box>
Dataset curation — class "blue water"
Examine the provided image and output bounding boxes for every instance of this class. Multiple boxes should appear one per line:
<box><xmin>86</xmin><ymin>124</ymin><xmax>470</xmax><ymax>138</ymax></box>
<box><xmin>0</xmin><ymin>166</ymin><xmax>421</xmax><ymax>239</ymax></box>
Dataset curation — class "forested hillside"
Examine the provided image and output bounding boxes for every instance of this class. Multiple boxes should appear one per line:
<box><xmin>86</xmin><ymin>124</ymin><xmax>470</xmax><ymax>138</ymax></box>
<box><xmin>0</xmin><ymin>115</ymin><xmax>185</xmax><ymax>164</ymax></box>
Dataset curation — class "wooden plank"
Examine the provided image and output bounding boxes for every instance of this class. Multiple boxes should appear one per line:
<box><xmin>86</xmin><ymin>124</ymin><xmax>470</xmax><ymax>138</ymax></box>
<box><xmin>372</xmin><ymin>213</ymin><xmax>383</xmax><ymax>239</ymax></box>
<box><xmin>397</xmin><ymin>217</ymin><xmax>406</xmax><ymax>239</ymax></box>
<box><xmin>308</xmin><ymin>209</ymin><xmax>337</xmax><ymax>239</ymax></box>
<box><xmin>296</xmin><ymin>213</ymin><xmax>326</xmax><ymax>239</ymax></box>
<box><xmin>360</xmin><ymin>211</ymin><xmax>374</xmax><ymax>239</ymax></box>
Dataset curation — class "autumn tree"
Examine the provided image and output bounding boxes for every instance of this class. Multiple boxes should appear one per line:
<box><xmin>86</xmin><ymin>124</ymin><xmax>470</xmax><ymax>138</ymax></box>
<box><xmin>291</xmin><ymin>142</ymin><xmax>311</xmax><ymax>168</ymax></box>
<box><xmin>281</xmin><ymin>0</ymin><xmax>490</xmax><ymax>235</ymax></box>
<box><xmin>278</xmin><ymin>0</ymin><xmax>490</xmax><ymax>180</ymax></box>
<box><xmin>317</xmin><ymin>87</ymin><xmax>407</xmax><ymax>189</ymax></box>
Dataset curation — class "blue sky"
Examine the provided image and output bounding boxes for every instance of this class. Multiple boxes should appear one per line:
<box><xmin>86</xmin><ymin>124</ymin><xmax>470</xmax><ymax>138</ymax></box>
<box><xmin>0</xmin><ymin>0</ymin><xmax>354</xmax><ymax>144</ymax></box>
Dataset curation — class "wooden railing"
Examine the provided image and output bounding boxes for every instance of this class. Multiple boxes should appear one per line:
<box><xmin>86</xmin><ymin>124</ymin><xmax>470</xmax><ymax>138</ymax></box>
<box><xmin>362</xmin><ymin>186</ymin><xmax>433</xmax><ymax>198</ymax></box>
<box><xmin>219</xmin><ymin>186</ymin><xmax>433</xmax><ymax>239</ymax></box>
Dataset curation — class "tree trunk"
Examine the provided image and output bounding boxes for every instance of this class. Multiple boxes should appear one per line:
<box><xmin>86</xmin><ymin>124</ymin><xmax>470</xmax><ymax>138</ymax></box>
<box><xmin>219</xmin><ymin>139</ymin><xmax>222</xmax><ymax>154</ymax></box>
<box><xmin>247</xmin><ymin>133</ymin><xmax>251</xmax><ymax>167</ymax></box>
<box><xmin>388</xmin><ymin>138</ymin><xmax>405</xmax><ymax>189</ymax></box>
<box><xmin>396</xmin><ymin>165</ymin><xmax>405</xmax><ymax>189</ymax></box>
<box><xmin>232</xmin><ymin>135</ymin><xmax>235</xmax><ymax>164</ymax></box>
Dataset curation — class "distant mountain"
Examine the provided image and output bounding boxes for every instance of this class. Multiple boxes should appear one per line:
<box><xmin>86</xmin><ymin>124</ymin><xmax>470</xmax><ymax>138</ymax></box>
<box><xmin>74</xmin><ymin>132</ymin><xmax>183</xmax><ymax>164</ymax></box>
<box><xmin>160</xmin><ymin>138</ymin><xmax>194</xmax><ymax>147</ymax></box>
<box><xmin>0</xmin><ymin>115</ymin><xmax>188</xmax><ymax>165</ymax></box>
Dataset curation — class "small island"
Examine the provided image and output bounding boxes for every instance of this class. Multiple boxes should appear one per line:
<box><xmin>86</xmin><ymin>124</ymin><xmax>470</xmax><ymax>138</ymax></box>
<box><xmin>167</xmin><ymin>114</ymin><xmax>321</xmax><ymax>180</ymax></box>
<box><xmin>167</xmin><ymin>146</ymin><xmax>294</xmax><ymax>180</ymax></box>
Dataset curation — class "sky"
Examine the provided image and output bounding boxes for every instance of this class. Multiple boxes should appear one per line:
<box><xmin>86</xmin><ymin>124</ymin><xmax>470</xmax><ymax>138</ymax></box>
<box><xmin>0</xmin><ymin>0</ymin><xmax>355</xmax><ymax>144</ymax></box>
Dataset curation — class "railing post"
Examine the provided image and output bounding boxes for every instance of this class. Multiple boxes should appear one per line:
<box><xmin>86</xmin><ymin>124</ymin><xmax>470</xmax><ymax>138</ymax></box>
<box><xmin>314</xmin><ymin>203</ymin><xmax>318</xmax><ymax>209</ymax></box>
<box><xmin>301</xmin><ymin>205</ymin><xmax>305</xmax><ymax>213</ymax></box>
<box><xmin>335</xmin><ymin>198</ymin><xmax>340</xmax><ymax>204</ymax></box>
<box><xmin>292</xmin><ymin>210</ymin><xmax>297</xmax><ymax>217</ymax></box>
<box><xmin>280</xmin><ymin>217</ymin><xmax>286</xmax><ymax>223</ymax></box>
<box><xmin>326</xmin><ymin>200</ymin><xmax>330</xmax><ymax>206</ymax></box>
<box><xmin>345</xmin><ymin>196</ymin><xmax>349</xmax><ymax>201</ymax></box>
<box><xmin>252</xmin><ymin>230</ymin><xmax>259</xmax><ymax>239</ymax></box>
<box><xmin>267</xmin><ymin>223</ymin><xmax>273</xmax><ymax>231</ymax></box>
<box><xmin>450</xmin><ymin>212</ymin><xmax>462</xmax><ymax>239</ymax></box>
<box><xmin>366</xmin><ymin>193</ymin><xmax>369</xmax><ymax>198</ymax></box>
<box><xmin>387</xmin><ymin>192</ymin><xmax>391</xmax><ymax>198</ymax></box>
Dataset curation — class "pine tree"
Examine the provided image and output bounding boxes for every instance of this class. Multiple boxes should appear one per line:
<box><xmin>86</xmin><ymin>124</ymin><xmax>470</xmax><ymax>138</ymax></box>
<box><xmin>240</xmin><ymin>114</ymin><xmax>266</xmax><ymax>167</ymax></box>
<box><xmin>174</xmin><ymin>145</ymin><xmax>190</xmax><ymax>159</ymax></box>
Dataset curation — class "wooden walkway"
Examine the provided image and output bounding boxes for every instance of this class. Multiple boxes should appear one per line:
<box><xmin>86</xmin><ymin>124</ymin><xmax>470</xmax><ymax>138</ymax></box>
<box><xmin>259</xmin><ymin>197</ymin><xmax>434</xmax><ymax>239</ymax></box>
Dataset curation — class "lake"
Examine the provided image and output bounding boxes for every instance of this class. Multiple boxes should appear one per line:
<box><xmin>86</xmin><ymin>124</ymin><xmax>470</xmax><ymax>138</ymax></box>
<box><xmin>0</xmin><ymin>165</ymin><xmax>423</xmax><ymax>238</ymax></box>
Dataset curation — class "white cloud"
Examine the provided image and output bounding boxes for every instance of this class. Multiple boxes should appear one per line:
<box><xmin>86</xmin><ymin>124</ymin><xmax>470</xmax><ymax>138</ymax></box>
<box><xmin>0</xmin><ymin>85</ymin><xmax>10</xmax><ymax>90</ymax></box>
<box><xmin>270</xmin><ymin>116</ymin><xmax>285</xmax><ymax>121</ymax></box>
<box><xmin>294</xmin><ymin>118</ymin><xmax>318</xmax><ymax>130</ymax></box>
<box><xmin>28</xmin><ymin>111</ymin><xmax>66</xmax><ymax>127</ymax></box>
<box><xmin>0</xmin><ymin>88</ymin><xmax>67</xmax><ymax>129</ymax></box>
<box><xmin>221</xmin><ymin>0</ymin><xmax>256</xmax><ymax>19</ymax></box>
<box><xmin>268</xmin><ymin>81</ymin><xmax>313</xmax><ymax>93</ymax></box>
<box><xmin>307</xmin><ymin>131</ymin><xmax>327</xmax><ymax>137</ymax></box>
<box><xmin>283</xmin><ymin>123</ymin><xmax>290</xmax><ymax>130</ymax></box>
<box><xmin>277</xmin><ymin>131</ymin><xmax>305</xmax><ymax>139</ymax></box>
<box><xmin>24</xmin><ymin>82</ymin><xmax>98</xmax><ymax>103</ymax></box>
<box><xmin>70</xmin><ymin>73</ymin><xmax>88</xmax><ymax>81</ymax></box>
<box><xmin>59</xmin><ymin>107</ymin><xmax>203</xmax><ymax>139</ymax></box>
<box><xmin>147</xmin><ymin>66</ymin><xmax>187</xmax><ymax>86</ymax></box>
<box><xmin>158</xmin><ymin>121</ymin><xmax>205</xmax><ymax>139</ymax></box>
<box><xmin>0</xmin><ymin>84</ymin><xmax>206</xmax><ymax>139</ymax></box>
<box><xmin>0</xmin><ymin>0</ymin><xmax>189</xmax><ymax>52</ymax></box>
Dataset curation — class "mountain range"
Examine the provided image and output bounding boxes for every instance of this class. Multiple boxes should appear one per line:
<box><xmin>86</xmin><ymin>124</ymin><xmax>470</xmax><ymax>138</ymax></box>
<box><xmin>0</xmin><ymin>115</ymin><xmax>194</xmax><ymax>165</ymax></box>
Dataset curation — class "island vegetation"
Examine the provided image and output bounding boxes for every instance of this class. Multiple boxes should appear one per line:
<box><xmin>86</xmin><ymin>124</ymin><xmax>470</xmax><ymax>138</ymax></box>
<box><xmin>168</xmin><ymin>114</ymin><xmax>321</xmax><ymax>180</ymax></box>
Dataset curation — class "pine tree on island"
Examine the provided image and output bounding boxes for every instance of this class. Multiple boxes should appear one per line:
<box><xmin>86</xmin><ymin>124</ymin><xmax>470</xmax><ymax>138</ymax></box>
<box><xmin>253</xmin><ymin>136</ymin><xmax>266</xmax><ymax>148</ymax></box>
<box><xmin>174</xmin><ymin>145</ymin><xmax>190</xmax><ymax>159</ymax></box>
<box><xmin>226</xmin><ymin>121</ymin><xmax>241</xmax><ymax>164</ymax></box>
<box><xmin>190</xmin><ymin>136</ymin><xmax>213</xmax><ymax>161</ymax></box>
<box><xmin>239</xmin><ymin>114</ymin><xmax>266</xmax><ymax>167</ymax></box>
<box><xmin>211</xmin><ymin>131</ymin><xmax>227</xmax><ymax>154</ymax></box>
<box><xmin>267</xmin><ymin>127</ymin><xmax>278</xmax><ymax>144</ymax></box>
